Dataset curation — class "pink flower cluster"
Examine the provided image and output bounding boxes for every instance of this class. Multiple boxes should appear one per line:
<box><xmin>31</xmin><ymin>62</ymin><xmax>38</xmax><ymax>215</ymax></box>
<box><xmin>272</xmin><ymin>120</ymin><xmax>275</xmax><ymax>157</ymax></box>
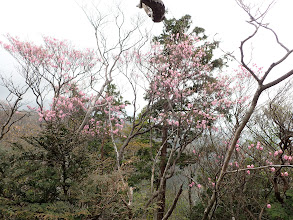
<box><xmin>37</xmin><ymin>85</ymin><xmax>89</xmax><ymax>122</ymax></box>
<box><xmin>82</xmin><ymin>95</ymin><xmax>126</xmax><ymax>137</ymax></box>
<box><xmin>31</xmin><ymin>83</ymin><xmax>126</xmax><ymax>137</ymax></box>
<box><xmin>140</xmin><ymin>35</ymin><xmax>235</xmax><ymax>131</ymax></box>
<box><xmin>189</xmin><ymin>181</ymin><xmax>202</xmax><ymax>189</ymax></box>
<box><xmin>1</xmin><ymin>35</ymin><xmax>127</xmax><ymax>138</ymax></box>
<box><xmin>1</xmin><ymin>35</ymin><xmax>98</xmax><ymax>89</ymax></box>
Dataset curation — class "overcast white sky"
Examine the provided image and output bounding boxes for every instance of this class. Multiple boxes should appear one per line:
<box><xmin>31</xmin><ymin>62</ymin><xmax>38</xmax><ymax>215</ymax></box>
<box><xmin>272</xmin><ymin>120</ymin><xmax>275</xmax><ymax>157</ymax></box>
<box><xmin>0</xmin><ymin>0</ymin><xmax>293</xmax><ymax>100</ymax></box>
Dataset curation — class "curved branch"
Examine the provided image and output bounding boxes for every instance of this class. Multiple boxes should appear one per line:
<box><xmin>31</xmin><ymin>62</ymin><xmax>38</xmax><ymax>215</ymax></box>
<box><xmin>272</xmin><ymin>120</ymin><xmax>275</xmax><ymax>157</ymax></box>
<box><xmin>239</xmin><ymin>25</ymin><xmax>261</xmax><ymax>83</ymax></box>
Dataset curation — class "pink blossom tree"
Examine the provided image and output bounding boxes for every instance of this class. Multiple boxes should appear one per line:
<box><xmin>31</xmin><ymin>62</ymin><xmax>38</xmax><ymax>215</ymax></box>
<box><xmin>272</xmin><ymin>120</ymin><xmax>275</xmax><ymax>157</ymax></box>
<box><xmin>134</xmin><ymin>27</ymin><xmax>233</xmax><ymax>218</ymax></box>
<box><xmin>0</xmin><ymin>35</ymin><xmax>129</xmax><ymax>199</ymax></box>
<box><xmin>0</xmin><ymin>7</ymin><xmax>147</xmax><ymax>211</ymax></box>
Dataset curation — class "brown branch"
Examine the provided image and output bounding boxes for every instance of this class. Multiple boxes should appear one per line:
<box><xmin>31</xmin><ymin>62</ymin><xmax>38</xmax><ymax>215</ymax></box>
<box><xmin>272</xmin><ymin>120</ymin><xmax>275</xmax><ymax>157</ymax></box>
<box><xmin>261</xmin><ymin>50</ymin><xmax>293</xmax><ymax>83</ymax></box>
<box><xmin>162</xmin><ymin>184</ymin><xmax>183</xmax><ymax>220</ymax></box>
<box><xmin>77</xmin><ymin>78</ymin><xmax>111</xmax><ymax>133</ymax></box>
<box><xmin>258</xmin><ymin>204</ymin><xmax>266</xmax><ymax>220</ymax></box>
<box><xmin>263</xmin><ymin>68</ymin><xmax>293</xmax><ymax>90</ymax></box>
<box><xmin>260</xmin><ymin>24</ymin><xmax>289</xmax><ymax>52</ymax></box>
<box><xmin>244</xmin><ymin>206</ymin><xmax>257</xmax><ymax>220</ymax></box>
<box><xmin>145</xmin><ymin>190</ymin><xmax>159</xmax><ymax>208</ymax></box>
<box><xmin>239</xmin><ymin>25</ymin><xmax>261</xmax><ymax>83</ymax></box>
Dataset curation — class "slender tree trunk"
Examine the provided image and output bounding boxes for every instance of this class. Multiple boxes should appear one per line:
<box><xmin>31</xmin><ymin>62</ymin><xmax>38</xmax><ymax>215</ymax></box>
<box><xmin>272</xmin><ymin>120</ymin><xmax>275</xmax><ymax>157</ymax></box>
<box><xmin>100</xmin><ymin>136</ymin><xmax>105</xmax><ymax>174</ymax></box>
<box><xmin>273</xmin><ymin>173</ymin><xmax>284</xmax><ymax>203</ymax></box>
<box><xmin>162</xmin><ymin>184</ymin><xmax>183</xmax><ymax>220</ymax></box>
<box><xmin>156</xmin><ymin>122</ymin><xmax>168</xmax><ymax>220</ymax></box>
<box><xmin>188</xmin><ymin>169</ymin><xmax>194</xmax><ymax>215</ymax></box>
<box><xmin>101</xmin><ymin>136</ymin><xmax>105</xmax><ymax>161</ymax></box>
<box><xmin>62</xmin><ymin>158</ymin><xmax>68</xmax><ymax>199</ymax></box>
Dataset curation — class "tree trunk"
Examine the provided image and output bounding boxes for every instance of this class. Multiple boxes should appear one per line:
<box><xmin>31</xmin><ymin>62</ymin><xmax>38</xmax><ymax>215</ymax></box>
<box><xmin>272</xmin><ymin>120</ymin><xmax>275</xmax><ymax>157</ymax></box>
<box><xmin>156</xmin><ymin>122</ymin><xmax>168</xmax><ymax>220</ymax></box>
<box><xmin>188</xmin><ymin>170</ymin><xmax>194</xmax><ymax>215</ymax></box>
<box><xmin>273</xmin><ymin>174</ymin><xmax>284</xmax><ymax>204</ymax></box>
<box><xmin>62</xmin><ymin>158</ymin><xmax>68</xmax><ymax>200</ymax></box>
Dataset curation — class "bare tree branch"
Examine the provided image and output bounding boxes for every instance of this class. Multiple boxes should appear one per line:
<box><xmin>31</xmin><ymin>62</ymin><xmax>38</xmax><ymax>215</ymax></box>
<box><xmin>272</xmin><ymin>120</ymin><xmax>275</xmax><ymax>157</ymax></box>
<box><xmin>162</xmin><ymin>184</ymin><xmax>183</xmax><ymax>220</ymax></box>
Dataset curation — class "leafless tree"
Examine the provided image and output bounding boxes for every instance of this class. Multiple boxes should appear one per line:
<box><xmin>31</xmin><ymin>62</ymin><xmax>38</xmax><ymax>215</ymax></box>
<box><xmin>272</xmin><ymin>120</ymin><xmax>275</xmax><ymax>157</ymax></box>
<box><xmin>78</xmin><ymin>2</ymin><xmax>153</xmax><ymax>215</ymax></box>
<box><xmin>203</xmin><ymin>1</ymin><xmax>293</xmax><ymax>219</ymax></box>
<box><xmin>0</xmin><ymin>75</ymin><xmax>29</xmax><ymax>140</ymax></box>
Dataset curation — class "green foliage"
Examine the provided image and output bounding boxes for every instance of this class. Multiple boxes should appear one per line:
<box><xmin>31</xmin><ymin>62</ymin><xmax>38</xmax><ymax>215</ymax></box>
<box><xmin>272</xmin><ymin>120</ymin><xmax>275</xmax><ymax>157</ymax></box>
<box><xmin>153</xmin><ymin>15</ymin><xmax>193</xmax><ymax>43</ymax></box>
<box><xmin>88</xmin><ymin>138</ymin><xmax>114</xmax><ymax>159</ymax></box>
<box><xmin>153</xmin><ymin>14</ymin><xmax>227</xmax><ymax>70</ymax></box>
<box><xmin>0</xmin><ymin>200</ymin><xmax>90</xmax><ymax>220</ymax></box>
<box><xmin>189</xmin><ymin>202</ymin><xmax>205</xmax><ymax>219</ymax></box>
<box><xmin>0</xmin><ymin>120</ymin><xmax>93</xmax><ymax>218</ymax></box>
<box><xmin>128</xmin><ymin>145</ymin><xmax>153</xmax><ymax>187</ymax></box>
<box><xmin>21</xmin><ymin>125</ymin><xmax>91</xmax><ymax>198</ymax></box>
<box><xmin>75</xmin><ymin>167</ymin><xmax>131</xmax><ymax>220</ymax></box>
<box><xmin>0</xmin><ymin>130</ymin><xmax>129</xmax><ymax>219</ymax></box>
<box><xmin>126</xmin><ymin>132</ymin><xmax>161</xmax><ymax>187</ymax></box>
<box><xmin>267</xmin><ymin>189</ymin><xmax>293</xmax><ymax>220</ymax></box>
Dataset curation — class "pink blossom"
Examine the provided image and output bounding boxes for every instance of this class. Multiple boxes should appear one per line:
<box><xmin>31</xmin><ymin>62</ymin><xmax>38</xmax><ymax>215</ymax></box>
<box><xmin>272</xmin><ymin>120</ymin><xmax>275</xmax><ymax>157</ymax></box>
<box><xmin>267</xmin><ymin>204</ymin><xmax>271</xmax><ymax>209</ymax></box>
<box><xmin>274</xmin><ymin>151</ymin><xmax>279</xmax><ymax>157</ymax></box>
<box><xmin>256</xmin><ymin>141</ymin><xmax>261</xmax><ymax>149</ymax></box>
<box><xmin>270</xmin><ymin>167</ymin><xmax>275</xmax><ymax>172</ymax></box>
<box><xmin>284</xmin><ymin>172</ymin><xmax>289</xmax><ymax>176</ymax></box>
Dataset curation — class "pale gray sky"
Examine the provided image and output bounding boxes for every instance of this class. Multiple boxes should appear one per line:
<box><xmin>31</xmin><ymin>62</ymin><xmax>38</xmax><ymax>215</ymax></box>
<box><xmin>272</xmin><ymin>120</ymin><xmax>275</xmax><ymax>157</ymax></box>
<box><xmin>0</xmin><ymin>0</ymin><xmax>293</xmax><ymax>99</ymax></box>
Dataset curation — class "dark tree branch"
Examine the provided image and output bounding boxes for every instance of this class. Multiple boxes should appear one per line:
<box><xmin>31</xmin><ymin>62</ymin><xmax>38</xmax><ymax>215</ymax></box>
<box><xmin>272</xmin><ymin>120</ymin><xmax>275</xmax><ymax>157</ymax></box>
<box><xmin>162</xmin><ymin>184</ymin><xmax>183</xmax><ymax>220</ymax></box>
